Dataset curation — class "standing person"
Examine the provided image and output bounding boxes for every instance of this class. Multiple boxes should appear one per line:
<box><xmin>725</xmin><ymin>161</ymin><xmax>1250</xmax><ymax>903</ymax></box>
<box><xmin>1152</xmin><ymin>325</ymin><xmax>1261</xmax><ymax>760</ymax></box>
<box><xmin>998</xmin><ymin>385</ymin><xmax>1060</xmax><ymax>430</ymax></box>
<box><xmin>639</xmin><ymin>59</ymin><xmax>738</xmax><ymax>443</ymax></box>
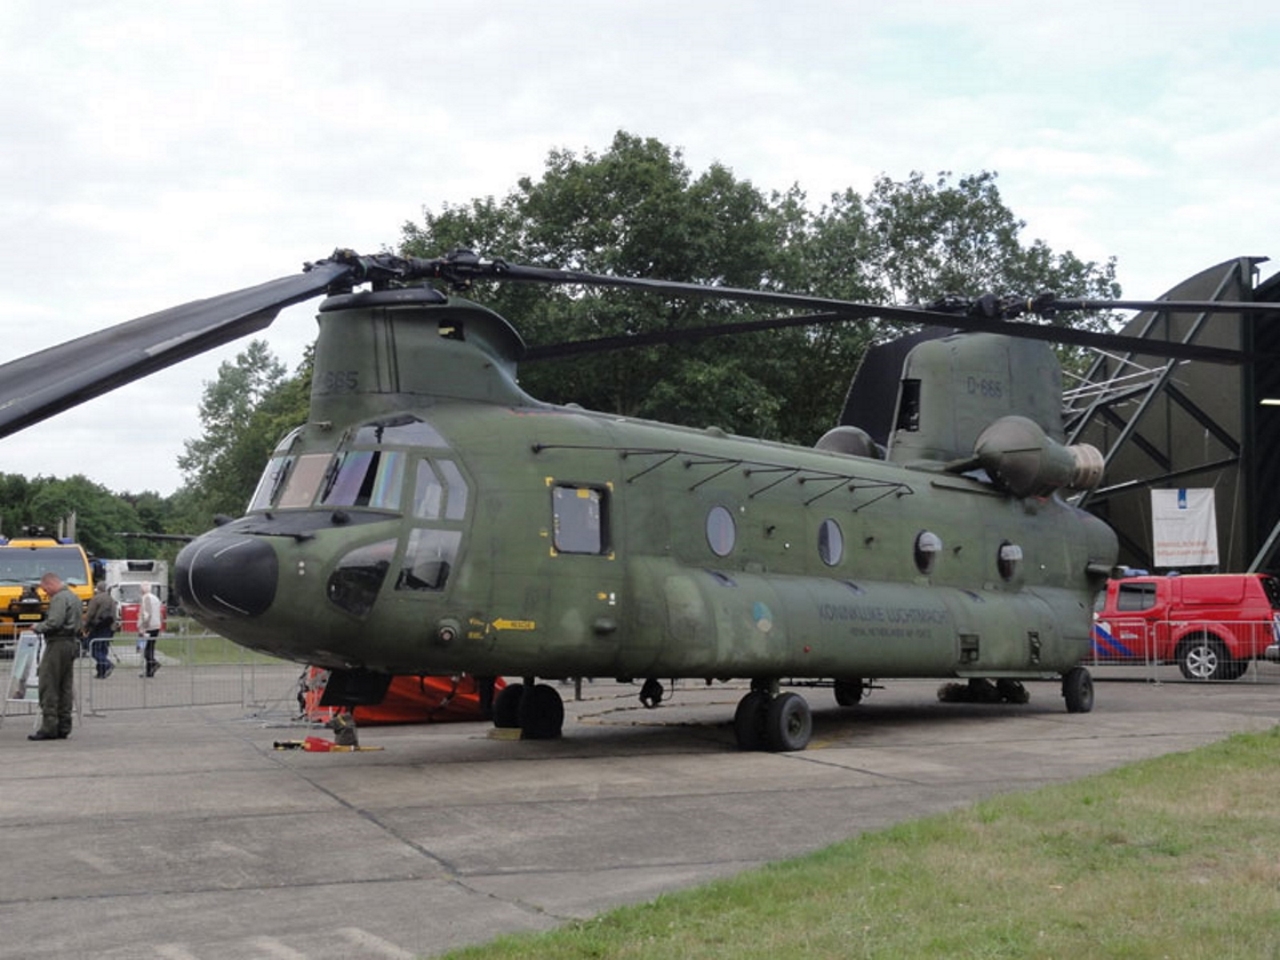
<box><xmin>137</xmin><ymin>582</ymin><xmax>163</xmax><ymax>678</ymax></box>
<box><xmin>29</xmin><ymin>571</ymin><xmax>84</xmax><ymax>741</ymax></box>
<box><xmin>82</xmin><ymin>581</ymin><xmax>117</xmax><ymax>679</ymax></box>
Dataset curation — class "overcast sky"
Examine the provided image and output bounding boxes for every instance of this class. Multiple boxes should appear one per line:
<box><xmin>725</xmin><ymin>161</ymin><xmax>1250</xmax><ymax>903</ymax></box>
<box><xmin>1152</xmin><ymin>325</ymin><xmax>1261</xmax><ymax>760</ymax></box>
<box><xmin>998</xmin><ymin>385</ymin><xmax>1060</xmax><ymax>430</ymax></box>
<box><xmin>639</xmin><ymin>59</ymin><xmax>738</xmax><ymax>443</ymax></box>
<box><xmin>2</xmin><ymin>0</ymin><xmax>1277</xmax><ymax>500</ymax></box>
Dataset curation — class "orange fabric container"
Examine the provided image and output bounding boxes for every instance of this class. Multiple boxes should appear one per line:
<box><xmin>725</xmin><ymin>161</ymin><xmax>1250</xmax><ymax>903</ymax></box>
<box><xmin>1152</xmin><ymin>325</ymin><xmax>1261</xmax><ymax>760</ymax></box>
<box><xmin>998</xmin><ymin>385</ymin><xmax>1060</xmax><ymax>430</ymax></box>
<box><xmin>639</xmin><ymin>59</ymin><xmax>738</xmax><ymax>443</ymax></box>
<box><xmin>302</xmin><ymin>667</ymin><xmax>503</xmax><ymax>725</ymax></box>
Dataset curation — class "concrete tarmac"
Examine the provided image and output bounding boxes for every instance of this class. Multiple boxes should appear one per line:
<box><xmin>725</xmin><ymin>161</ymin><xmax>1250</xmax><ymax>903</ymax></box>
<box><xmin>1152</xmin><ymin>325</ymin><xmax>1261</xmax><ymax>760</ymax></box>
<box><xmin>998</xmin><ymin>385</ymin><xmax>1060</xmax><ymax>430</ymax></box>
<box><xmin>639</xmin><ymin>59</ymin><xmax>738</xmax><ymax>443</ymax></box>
<box><xmin>2</xmin><ymin>668</ymin><xmax>1279</xmax><ymax>959</ymax></box>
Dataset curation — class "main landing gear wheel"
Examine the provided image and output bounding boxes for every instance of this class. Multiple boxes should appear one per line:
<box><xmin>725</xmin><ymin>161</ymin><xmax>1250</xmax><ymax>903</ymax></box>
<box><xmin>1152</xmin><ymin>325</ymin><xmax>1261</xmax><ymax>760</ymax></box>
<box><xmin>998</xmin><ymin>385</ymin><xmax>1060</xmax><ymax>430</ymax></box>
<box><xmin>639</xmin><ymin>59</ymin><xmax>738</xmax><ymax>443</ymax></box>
<box><xmin>733</xmin><ymin>688</ymin><xmax>813</xmax><ymax>752</ymax></box>
<box><xmin>833</xmin><ymin>678</ymin><xmax>863</xmax><ymax>706</ymax></box>
<box><xmin>1061</xmin><ymin>666</ymin><xmax>1094</xmax><ymax>714</ymax></box>
<box><xmin>766</xmin><ymin>692</ymin><xmax>813</xmax><ymax>752</ymax></box>
<box><xmin>491</xmin><ymin>681</ymin><xmax>565</xmax><ymax>739</ymax></box>
<box><xmin>733</xmin><ymin>691</ymin><xmax>770</xmax><ymax>751</ymax></box>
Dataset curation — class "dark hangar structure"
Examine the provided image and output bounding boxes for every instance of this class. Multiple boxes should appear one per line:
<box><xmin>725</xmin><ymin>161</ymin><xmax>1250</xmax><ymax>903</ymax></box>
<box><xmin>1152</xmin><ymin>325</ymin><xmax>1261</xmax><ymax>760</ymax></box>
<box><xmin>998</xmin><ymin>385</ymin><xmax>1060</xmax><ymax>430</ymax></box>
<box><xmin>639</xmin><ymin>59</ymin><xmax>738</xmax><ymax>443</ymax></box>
<box><xmin>1064</xmin><ymin>257</ymin><xmax>1280</xmax><ymax>574</ymax></box>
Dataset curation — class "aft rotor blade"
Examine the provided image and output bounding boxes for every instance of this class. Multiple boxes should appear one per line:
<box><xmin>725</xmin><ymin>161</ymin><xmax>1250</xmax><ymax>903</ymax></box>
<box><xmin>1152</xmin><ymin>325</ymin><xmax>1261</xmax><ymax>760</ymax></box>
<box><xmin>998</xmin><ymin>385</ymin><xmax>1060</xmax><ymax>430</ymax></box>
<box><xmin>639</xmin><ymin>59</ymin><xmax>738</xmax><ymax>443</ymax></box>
<box><xmin>415</xmin><ymin>256</ymin><xmax>1257</xmax><ymax>365</ymax></box>
<box><xmin>0</xmin><ymin>261</ymin><xmax>352</xmax><ymax>439</ymax></box>
<box><xmin>1044</xmin><ymin>298</ymin><xmax>1276</xmax><ymax>314</ymax></box>
<box><xmin>526</xmin><ymin>304</ymin><xmax>1249</xmax><ymax>365</ymax></box>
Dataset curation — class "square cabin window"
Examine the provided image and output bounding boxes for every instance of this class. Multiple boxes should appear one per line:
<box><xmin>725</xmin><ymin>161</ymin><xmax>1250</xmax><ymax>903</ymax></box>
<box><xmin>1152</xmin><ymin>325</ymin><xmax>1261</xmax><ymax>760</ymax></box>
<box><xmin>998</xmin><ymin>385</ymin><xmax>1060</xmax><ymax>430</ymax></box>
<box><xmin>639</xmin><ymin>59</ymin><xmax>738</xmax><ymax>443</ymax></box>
<box><xmin>552</xmin><ymin>485</ymin><xmax>607</xmax><ymax>555</ymax></box>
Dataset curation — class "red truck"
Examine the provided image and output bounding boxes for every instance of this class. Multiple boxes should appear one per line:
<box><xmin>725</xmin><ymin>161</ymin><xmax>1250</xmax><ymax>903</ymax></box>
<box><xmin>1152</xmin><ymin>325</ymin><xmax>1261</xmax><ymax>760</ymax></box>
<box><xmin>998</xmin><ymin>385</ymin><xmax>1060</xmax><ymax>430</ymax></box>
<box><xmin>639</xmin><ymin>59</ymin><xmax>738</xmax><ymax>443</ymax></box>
<box><xmin>1091</xmin><ymin>573</ymin><xmax>1280</xmax><ymax>681</ymax></box>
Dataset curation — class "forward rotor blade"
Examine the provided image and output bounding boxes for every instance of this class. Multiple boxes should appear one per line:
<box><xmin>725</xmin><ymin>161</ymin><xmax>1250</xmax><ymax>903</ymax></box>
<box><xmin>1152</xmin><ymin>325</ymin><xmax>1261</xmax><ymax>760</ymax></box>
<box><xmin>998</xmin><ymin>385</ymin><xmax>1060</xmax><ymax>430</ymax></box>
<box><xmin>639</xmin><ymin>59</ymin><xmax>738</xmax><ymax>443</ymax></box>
<box><xmin>0</xmin><ymin>261</ymin><xmax>351</xmax><ymax>439</ymax></box>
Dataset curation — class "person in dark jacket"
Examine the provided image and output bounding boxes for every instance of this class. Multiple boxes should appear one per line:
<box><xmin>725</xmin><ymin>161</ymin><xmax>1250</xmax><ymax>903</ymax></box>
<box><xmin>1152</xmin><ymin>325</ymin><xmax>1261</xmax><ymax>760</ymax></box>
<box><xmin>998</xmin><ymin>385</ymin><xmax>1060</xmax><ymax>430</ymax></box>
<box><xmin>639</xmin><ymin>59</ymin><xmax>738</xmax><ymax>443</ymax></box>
<box><xmin>30</xmin><ymin>572</ymin><xmax>83</xmax><ymax>741</ymax></box>
<box><xmin>82</xmin><ymin>581</ymin><xmax>117</xmax><ymax>679</ymax></box>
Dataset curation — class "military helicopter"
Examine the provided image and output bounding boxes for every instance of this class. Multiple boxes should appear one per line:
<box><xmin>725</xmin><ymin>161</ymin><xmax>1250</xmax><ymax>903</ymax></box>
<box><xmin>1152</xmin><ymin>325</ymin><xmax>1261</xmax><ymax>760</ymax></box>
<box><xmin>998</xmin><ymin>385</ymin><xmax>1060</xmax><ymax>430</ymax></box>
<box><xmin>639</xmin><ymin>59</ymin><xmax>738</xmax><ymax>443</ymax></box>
<box><xmin>0</xmin><ymin>249</ymin><xmax>1268</xmax><ymax>750</ymax></box>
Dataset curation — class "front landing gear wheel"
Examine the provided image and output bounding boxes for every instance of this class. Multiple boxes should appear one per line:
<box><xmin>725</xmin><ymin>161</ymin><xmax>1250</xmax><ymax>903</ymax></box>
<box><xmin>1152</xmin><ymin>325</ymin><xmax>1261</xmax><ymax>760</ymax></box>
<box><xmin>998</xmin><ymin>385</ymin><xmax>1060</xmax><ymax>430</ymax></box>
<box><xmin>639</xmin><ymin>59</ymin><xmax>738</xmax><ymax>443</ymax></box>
<box><xmin>1062</xmin><ymin>667</ymin><xmax>1094</xmax><ymax>714</ymax></box>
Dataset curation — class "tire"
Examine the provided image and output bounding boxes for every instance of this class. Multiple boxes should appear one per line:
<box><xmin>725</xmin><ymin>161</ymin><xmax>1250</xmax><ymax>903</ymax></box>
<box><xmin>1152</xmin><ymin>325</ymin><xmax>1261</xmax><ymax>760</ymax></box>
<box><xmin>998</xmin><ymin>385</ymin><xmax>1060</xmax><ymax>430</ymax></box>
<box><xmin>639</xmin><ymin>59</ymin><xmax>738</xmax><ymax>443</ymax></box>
<box><xmin>833</xmin><ymin>678</ymin><xmax>863</xmax><ymax>707</ymax></box>
<box><xmin>733</xmin><ymin>691</ymin><xmax>770</xmax><ymax>751</ymax></box>
<box><xmin>1178</xmin><ymin>637</ymin><xmax>1229</xmax><ymax>681</ymax></box>
<box><xmin>492</xmin><ymin>682</ymin><xmax>524</xmax><ymax>728</ymax></box>
<box><xmin>1062</xmin><ymin>666</ymin><xmax>1094</xmax><ymax>714</ymax></box>
<box><xmin>520</xmin><ymin>683</ymin><xmax>564</xmax><ymax>739</ymax></box>
<box><xmin>765</xmin><ymin>692</ymin><xmax>813</xmax><ymax>752</ymax></box>
<box><xmin>1218</xmin><ymin>658</ymin><xmax>1249</xmax><ymax>681</ymax></box>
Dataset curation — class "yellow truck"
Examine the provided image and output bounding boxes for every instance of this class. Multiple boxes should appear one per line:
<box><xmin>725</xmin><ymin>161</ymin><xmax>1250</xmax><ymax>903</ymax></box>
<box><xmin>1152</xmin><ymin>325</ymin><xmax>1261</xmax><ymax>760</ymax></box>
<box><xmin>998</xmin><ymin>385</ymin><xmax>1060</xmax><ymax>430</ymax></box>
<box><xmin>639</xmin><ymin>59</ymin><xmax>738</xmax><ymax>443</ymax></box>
<box><xmin>0</xmin><ymin>534</ymin><xmax>94</xmax><ymax>656</ymax></box>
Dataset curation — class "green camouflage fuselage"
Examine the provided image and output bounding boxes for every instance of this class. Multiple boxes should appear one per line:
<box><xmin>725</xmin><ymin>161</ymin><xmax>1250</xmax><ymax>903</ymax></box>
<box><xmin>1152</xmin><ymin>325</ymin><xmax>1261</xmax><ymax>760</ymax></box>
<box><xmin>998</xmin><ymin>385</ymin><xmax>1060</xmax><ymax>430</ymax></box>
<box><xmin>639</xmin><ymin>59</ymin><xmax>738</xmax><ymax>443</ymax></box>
<box><xmin>175</xmin><ymin>289</ymin><xmax>1118</xmax><ymax>685</ymax></box>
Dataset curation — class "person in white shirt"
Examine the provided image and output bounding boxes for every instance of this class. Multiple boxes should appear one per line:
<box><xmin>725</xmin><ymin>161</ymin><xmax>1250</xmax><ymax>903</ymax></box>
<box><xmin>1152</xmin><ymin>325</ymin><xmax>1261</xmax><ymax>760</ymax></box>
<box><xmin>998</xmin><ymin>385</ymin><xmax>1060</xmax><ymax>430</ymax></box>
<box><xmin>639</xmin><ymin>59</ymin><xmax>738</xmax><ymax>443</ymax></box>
<box><xmin>137</xmin><ymin>583</ymin><xmax>163</xmax><ymax>678</ymax></box>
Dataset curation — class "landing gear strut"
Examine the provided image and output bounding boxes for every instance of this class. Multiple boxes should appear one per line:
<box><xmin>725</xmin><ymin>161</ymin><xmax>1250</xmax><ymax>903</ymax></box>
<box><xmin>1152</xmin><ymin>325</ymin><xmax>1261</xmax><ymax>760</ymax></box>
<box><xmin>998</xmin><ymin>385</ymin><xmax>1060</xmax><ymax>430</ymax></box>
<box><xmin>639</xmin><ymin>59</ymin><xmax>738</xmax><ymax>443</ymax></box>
<box><xmin>639</xmin><ymin>678</ymin><xmax>664</xmax><ymax>708</ymax></box>
<box><xmin>491</xmin><ymin>679</ymin><xmax>565</xmax><ymax>739</ymax></box>
<box><xmin>733</xmin><ymin>681</ymin><xmax>812</xmax><ymax>752</ymax></box>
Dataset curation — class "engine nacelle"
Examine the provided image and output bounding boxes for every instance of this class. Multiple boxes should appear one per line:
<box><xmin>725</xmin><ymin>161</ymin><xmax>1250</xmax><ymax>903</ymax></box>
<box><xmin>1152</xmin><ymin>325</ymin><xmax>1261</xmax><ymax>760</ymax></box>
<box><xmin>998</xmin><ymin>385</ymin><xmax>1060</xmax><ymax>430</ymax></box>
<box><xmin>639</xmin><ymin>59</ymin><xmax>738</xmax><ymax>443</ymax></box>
<box><xmin>974</xmin><ymin>416</ymin><xmax>1104</xmax><ymax>498</ymax></box>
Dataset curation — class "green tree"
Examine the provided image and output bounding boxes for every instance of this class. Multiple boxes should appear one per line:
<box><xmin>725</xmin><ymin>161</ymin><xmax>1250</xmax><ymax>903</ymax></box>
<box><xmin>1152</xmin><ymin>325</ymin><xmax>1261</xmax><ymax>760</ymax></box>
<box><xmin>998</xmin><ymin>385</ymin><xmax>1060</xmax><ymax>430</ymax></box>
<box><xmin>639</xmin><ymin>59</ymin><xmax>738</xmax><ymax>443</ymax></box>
<box><xmin>401</xmin><ymin>133</ymin><xmax>1118</xmax><ymax>444</ymax></box>
<box><xmin>25</xmin><ymin>475</ymin><xmax>148</xmax><ymax>559</ymax></box>
<box><xmin>177</xmin><ymin>340</ymin><xmax>311</xmax><ymax>520</ymax></box>
<box><xmin>862</xmin><ymin>170</ymin><xmax>1119</xmax><ymax>327</ymax></box>
<box><xmin>403</xmin><ymin>131</ymin><xmax>861</xmax><ymax>443</ymax></box>
<box><xmin>0</xmin><ymin>471</ymin><xmax>181</xmax><ymax>560</ymax></box>
<box><xmin>0</xmin><ymin>473</ymin><xmax>36</xmax><ymax>537</ymax></box>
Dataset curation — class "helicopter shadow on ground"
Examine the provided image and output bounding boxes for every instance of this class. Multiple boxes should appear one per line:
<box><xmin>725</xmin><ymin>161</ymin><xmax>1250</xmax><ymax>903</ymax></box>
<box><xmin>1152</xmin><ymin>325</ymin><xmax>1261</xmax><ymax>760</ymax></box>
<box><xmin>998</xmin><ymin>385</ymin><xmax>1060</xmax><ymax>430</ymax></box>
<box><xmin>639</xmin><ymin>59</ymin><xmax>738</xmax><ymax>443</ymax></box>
<box><xmin>561</xmin><ymin>679</ymin><xmax>1068</xmax><ymax>754</ymax></box>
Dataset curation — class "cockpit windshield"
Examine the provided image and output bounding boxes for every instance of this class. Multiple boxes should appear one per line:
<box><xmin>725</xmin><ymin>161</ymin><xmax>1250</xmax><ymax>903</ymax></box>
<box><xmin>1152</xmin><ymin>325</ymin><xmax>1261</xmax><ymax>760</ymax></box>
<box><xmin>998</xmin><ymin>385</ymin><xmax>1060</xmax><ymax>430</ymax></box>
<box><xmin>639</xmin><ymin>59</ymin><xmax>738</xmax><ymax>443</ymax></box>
<box><xmin>321</xmin><ymin>450</ymin><xmax>405</xmax><ymax>509</ymax></box>
<box><xmin>246</xmin><ymin>416</ymin><xmax>465</xmax><ymax>516</ymax></box>
<box><xmin>352</xmin><ymin>415</ymin><xmax>449</xmax><ymax>448</ymax></box>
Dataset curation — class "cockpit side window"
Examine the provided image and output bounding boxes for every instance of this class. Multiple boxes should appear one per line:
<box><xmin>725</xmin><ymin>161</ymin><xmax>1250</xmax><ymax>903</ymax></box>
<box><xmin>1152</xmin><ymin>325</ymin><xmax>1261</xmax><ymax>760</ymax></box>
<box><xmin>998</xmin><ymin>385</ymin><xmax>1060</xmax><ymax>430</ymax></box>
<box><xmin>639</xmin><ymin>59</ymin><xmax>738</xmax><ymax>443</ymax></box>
<box><xmin>437</xmin><ymin>459</ymin><xmax>469</xmax><ymax>520</ymax></box>
<box><xmin>326</xmin><ymin>538</ymin><xmax>396</xmax><ymax>617</ymax></box>
<box><xmin>249</xmin><ymin>455</ymin><xmax>294</xmax><ymax>512</ymax></box>
<box><xmin>395</xmin><ymin>529</ymin><xmax>462</xmax><ymax>591</ymax></box>
<box><xmin>412</xmin><ymin>460</ymin><xmax>444</xmax><ymax>520</ymax></box>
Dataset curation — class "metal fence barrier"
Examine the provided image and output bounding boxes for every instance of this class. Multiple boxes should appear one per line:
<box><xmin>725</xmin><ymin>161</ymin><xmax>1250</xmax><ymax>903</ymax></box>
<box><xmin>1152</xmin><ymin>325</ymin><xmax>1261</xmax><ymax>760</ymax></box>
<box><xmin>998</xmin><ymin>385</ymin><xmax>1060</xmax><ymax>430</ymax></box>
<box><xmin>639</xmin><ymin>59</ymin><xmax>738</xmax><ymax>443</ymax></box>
<box><xmin>18</xmin><ymin>618</ymin><xmax>306</xmax><ymax>721</ymax></box>
<box><xmin>77</xmin><ymin>640</ymin><xmax>302</xmax><ymax>717</ymax></box>
<box><xmin>1087</xmin><ymin>616</ymin><xmax>1280</xmax><ymax>683</ymax></box>
<box><xmin>7</xmin><ymin>615</ymin><xmax>1278</xmax><ymax>732</ymax></box>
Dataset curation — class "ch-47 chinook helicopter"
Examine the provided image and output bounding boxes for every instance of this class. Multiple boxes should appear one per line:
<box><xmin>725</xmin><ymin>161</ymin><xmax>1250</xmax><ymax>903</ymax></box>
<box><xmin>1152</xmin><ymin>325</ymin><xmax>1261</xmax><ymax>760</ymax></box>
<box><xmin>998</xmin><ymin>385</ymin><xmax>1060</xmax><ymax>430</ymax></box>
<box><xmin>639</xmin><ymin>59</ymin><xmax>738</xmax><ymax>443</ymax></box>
<box><xmin>0</xmin><ymin>249</ymin><xmax>1268</xmax><ymax>751</ymax></box>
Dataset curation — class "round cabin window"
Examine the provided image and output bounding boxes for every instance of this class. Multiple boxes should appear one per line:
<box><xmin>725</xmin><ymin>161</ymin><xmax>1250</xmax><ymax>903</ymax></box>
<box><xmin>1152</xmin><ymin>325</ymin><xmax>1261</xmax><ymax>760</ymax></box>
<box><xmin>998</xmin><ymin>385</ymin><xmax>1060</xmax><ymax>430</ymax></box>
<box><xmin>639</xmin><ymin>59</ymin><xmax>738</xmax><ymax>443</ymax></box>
<box><xmin>706</xmin><ymin>506</ymin><xmax>737</xmax><ymax>557</ymax></box>
<box><xmin>818</xmin><ymin>518</ymin><xmax>844</xmax><ymax>566</ymax></box>
<box><xmin>998</xmin><ymin>541</ymin><xmax>1023</xmax><ymax>581</ymax></box>
<box><xmin>914</xmin><ymin>530</ymin><xmax>942</xmax><ymax>575</ymax></box>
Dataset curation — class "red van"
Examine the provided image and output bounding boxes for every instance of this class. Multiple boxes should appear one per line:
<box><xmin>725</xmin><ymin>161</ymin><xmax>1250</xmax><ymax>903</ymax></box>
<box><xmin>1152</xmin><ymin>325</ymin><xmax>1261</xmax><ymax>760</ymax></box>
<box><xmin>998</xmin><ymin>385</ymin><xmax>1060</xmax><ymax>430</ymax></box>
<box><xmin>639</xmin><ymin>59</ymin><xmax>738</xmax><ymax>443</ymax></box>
<box><xmin>1092</xmin><ymin>573</ymin><xmax>1280</xmax><ymax>681</ymax></box>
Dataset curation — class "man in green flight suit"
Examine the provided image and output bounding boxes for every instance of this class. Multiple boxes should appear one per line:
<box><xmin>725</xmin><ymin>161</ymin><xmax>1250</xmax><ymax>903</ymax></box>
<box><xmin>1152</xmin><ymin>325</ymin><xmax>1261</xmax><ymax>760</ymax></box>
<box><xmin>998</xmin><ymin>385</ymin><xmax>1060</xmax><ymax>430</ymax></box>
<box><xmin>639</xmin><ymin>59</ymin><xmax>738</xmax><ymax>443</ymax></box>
<box><xmin>29</xmin><ymin>571</ymin><xmax>84</xmax><ymax>741</ymax></box>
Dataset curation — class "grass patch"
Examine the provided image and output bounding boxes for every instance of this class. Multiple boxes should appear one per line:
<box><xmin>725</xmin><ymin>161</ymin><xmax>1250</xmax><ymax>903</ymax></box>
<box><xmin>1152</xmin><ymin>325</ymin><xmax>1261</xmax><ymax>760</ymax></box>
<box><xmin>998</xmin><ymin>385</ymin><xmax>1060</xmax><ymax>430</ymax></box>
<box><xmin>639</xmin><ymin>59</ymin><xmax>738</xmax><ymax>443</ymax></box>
<box><xmin>441</xmin><ymin>727</ymin><xmax>1280</xmax><ymax>959</ymax></box>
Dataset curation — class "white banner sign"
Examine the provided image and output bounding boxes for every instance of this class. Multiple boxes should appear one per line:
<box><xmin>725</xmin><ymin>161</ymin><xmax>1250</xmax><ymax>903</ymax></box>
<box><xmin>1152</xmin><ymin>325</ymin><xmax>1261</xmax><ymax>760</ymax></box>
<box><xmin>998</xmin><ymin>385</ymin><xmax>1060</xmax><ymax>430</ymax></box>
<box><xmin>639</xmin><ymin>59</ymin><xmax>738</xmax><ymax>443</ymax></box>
<box><xmin>1151</xmin><ymin>488</ymin><xmax>1219</xmax><ymax>568</ymax></box>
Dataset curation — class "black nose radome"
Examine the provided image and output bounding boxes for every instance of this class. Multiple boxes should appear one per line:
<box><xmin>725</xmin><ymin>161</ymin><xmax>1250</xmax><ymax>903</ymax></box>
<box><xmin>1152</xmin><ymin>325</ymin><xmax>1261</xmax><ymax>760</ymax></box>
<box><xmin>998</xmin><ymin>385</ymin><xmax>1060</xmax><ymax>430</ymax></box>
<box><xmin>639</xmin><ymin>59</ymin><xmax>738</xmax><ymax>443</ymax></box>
<box><xmin>175</xmin><ymin>535</ymin><xmax>278</xmax><ymax>618</ymax></box>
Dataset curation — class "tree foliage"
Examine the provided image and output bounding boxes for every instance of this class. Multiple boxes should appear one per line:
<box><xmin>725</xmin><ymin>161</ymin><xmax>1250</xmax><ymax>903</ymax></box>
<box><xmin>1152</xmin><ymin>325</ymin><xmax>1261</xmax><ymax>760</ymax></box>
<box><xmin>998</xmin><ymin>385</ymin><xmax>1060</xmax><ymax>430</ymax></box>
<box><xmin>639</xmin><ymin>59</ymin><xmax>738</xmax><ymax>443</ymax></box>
<box><xmin>0</xmin><ymin>473</ymin><xmax>168</xmax><ymax>559</ymax></box>
<box><xmin>402</xmin><ymin>132</ymin><xmax>1118</xmax><ymax>444</ymax></box>
<box><xmin>176</xmin><ymin>341</ymin><xmax>312</xmax><ymax>522</ymax></box>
